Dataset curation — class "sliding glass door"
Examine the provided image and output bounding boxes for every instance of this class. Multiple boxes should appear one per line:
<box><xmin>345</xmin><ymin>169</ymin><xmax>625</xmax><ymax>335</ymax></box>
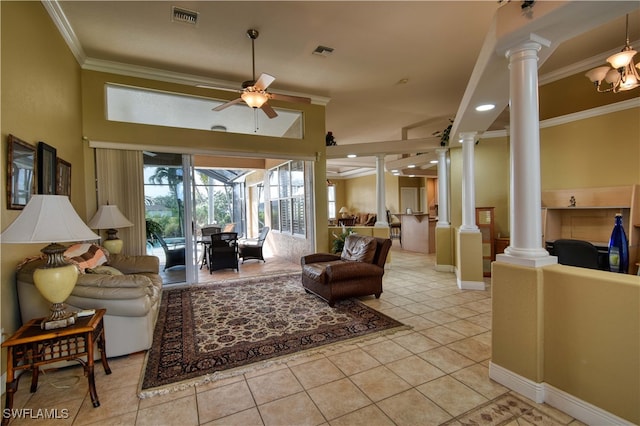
<box><xmin>143</xmin><ymin>152</ymin><xmax>197</xmax><ymax>284</ymax></box>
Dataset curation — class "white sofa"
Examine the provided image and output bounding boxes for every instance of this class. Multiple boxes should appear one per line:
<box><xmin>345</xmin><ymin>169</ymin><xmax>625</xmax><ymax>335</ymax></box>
<box><xmin>17</xmin><ymin>253</ymin><xmax>162</xmax><ymax>358</ymax></box>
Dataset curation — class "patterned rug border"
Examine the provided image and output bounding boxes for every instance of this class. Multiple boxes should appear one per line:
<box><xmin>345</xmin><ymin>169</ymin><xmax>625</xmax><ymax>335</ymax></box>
<box><xmin>138</xmin><ymin>273</ymin><xmax>410</xmax><ymax>399</ymax></box>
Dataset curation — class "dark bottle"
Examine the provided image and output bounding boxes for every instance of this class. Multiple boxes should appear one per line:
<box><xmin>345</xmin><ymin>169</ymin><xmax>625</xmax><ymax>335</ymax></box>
<box><xmin>608</xmin><ymin>213</ymin><xmax>629</xmax><ymax>273</ymax></box>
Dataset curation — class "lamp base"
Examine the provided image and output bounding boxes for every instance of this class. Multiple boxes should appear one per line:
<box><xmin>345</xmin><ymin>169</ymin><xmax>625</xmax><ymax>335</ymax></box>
<box><xmin>102</xmin><ymin>238</ymin><xmax>123</xmax><ymax>254</ymax></box>
<box><xmin>41</xmin><ymin>306</ymin><xmax>76</xmax><ymax>330</ymax></box>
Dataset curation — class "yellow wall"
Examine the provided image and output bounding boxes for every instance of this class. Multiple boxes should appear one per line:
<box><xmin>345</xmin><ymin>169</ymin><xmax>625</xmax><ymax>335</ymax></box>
<box><xmin>540</xmin><ymin>107</ymin><xmax>640</xmax><ymax>188</ymax></box>
<box><xmin>342</xmin><ymin>173</ymin><xmax>400</xmax><ymax>215</ymax></box>
<box><xmin>492</xmin><ymin>261</ymin><xmax>640</xmax><ymax>424</ymax></box>
<box><xmin>1</xmin><ymin>1</ymin><xmax>86</xmax><ymax>369</ymax></box>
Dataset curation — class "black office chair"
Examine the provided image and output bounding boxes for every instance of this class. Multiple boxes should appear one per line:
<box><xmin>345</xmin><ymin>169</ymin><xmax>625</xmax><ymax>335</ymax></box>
<box><xmin>552</xmin><ymin>239</ymin><xmax>600</xmax><ymax>270</ymax></box>
<box><xmin>209</xmin><ymin>232</ymin><xmax>238</xmax><ymax>272</ymax></box>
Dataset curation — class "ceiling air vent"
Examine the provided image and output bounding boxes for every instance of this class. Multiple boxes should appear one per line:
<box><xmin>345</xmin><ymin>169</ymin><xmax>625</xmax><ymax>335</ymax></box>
<box><xmin>312</xmin><ymin>46</ymin><xmax>334</xmax><ymax>57</ymax></box>
<box><xmin>172</xmin><ymin>6</ymin><xmax>198</xmax><ymax>25</ymax></box>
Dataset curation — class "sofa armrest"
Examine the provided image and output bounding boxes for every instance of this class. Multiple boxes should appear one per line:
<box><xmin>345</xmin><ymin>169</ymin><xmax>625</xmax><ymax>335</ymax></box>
<box><xmin>301</xmin><ymin>253</ymin><xmax>341</xmax><ymax>265</ymax></box>
<box><xmin>325</xmin><ymin>261</ymin><xmax>384</xmax><ymax>281</ymax></box>
<box><xmin>108</xmin><ymin>254</ymin><xmax>159</xmax><ymax>275</ymax></box>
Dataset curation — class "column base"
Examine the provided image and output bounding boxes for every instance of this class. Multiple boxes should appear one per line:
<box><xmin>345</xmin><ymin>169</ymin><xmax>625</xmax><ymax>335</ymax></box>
<box><xmin>497</xmin><ymin>252</ymin><xmax>557</xmax><ymax>268</ymax></box>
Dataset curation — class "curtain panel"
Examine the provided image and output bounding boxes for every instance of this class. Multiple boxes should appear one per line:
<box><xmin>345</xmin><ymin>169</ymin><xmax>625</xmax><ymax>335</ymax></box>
<box><xmin>95</xmin><ymin>149</ymin><xmax>146</xmax><ymax>255</ymax></box>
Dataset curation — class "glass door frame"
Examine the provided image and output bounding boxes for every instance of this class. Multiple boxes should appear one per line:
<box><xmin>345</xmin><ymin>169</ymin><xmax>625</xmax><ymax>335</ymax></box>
<box><xmin>182</xmin><ymin>154</ymin><xmax>198</xmax><ymax>284</ymax></box>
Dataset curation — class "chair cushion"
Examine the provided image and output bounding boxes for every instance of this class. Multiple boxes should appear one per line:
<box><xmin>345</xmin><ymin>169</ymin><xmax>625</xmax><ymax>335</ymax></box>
<box><xmin>341</xmin><ymin>235</ymin><xmax>377</xmax><ymax>263</ymax></box>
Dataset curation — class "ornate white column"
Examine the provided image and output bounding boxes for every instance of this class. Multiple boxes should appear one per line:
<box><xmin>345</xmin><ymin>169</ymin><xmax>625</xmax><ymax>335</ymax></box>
<box><xmin>459</xmin><ymin>132</ymin><xmax>478</xmax><ymax>232</ymax></box>
<box><xmin>374</xmin><ymin>154</ymin><xmax>389</xmax><ymax>227</ymax></box>
<box><xmin>499</xmin><ymin>39</ymin><xmax>554</xmax><ymax>266</ymax></box>
<box><xmin>436</xmin><ymin>148</ymin><xmax>449</xmax><ymax>227</ymax></box>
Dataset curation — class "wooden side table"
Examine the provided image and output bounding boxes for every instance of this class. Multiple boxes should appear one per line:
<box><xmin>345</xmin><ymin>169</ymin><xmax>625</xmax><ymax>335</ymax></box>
<box><xmin>1</xmin><ymin>309</ymin><xmax>111</xmax><ymax>425</ymax></box>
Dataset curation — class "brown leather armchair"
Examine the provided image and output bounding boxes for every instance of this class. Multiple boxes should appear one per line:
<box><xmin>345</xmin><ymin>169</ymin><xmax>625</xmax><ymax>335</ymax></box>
<box><xmin>301</xmin><ymin>235</ymin><xmax>392</xmax><ymax>307</ymax></box>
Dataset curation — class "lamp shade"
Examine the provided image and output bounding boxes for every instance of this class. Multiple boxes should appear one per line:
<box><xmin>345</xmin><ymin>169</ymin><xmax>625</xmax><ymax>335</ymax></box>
<box><xmin>88</xmin><ymin>204</ymin><xmax>134</xmax><ymax>230</ymax></box>
<box><xmin>241</xmin><ymin>90</ymin><xmax>268</xmax><ymax>108</ymax></box>
<box><xmin>1</xmin><ymin>195</ymin><xmax>99</xmax><ymax>243</ymax></box>
<box><xmin>339</xmin><ymin>207</ymin><xmax>349</xmax><ymax>214</ymax></box>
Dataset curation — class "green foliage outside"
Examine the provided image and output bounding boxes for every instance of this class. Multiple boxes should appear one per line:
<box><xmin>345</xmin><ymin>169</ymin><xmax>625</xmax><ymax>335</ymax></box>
<box><xmin>144</xmin><ymin>168</ymin><xmax>235</xmax><ymax>239</ymax></box>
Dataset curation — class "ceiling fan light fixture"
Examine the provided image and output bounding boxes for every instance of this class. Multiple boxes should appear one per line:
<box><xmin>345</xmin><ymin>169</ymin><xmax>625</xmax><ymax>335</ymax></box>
<box><xmin>241</xmin><ymin>90</ymin><xmax>268</xmax><ymax>108</ymax></box>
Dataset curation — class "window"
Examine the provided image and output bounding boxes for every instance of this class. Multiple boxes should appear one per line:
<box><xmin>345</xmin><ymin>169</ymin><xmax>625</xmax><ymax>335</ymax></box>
<box><xmin>105</xmin><ymin>83</ymin><xmax>303</xmax><ymax>139</ymax></box>
<box><xmin>327</xmin><ymin>184</ymin><xmax>336</xmax><ymax>220</ymax></box>
<box><xmin>269</xmin><ymin>160</ymin><xmax>305</xmax><ymax>236</ymax></box>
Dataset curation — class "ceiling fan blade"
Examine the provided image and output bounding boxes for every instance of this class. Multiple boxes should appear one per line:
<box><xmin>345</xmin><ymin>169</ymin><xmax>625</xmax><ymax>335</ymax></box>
<box><xmin>254</xmin><ymin>73</ymin><xmax>276</xmax><ymax>91</ymax></box>
<box><xmin>261</xmin><ymin>102</ymin><xmax>278</xmax><ymax>119</ymax></box>
<box><xmin>212</xmin><ymin>97</ymin><xmax>244</xmax><ymax>112</ymax></box>
<box><xmin>269</xmin><ymin>93</ymin><xmax>312</xmax><ymax>104</ymax></box>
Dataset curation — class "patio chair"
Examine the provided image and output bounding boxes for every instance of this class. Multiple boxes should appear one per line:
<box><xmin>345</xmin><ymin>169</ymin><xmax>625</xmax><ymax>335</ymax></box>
<box><xmin>151</xmin><ymin>232</ymin><xmax>185</xmax><ymax>271</ymax></box>
<box><xmin>199</xmin><ymin>225</ymin><xmax>221</xmax><ymax>269</ymax></box>
<box><xmin>238</xmin><ymin>227</ymin><xmax>270</xmax><ymax>263</ymax></box>
<box><xmin>209</xmin><ymin>232</ymin><xmax>239</xmax><ymax>272</ymax></box>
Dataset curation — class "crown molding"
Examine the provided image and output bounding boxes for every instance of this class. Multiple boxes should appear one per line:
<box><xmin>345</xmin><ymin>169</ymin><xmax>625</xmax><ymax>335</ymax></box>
<box><xmin>41</xmin><ymin>0</ymin><xmax>86</xmax><ymax>65</ymax></box>
<box><xmin>539</xmin><ymin>39</ymin><xmax>640</xmax><ymax>86</ymax></box>
<box><xmin>481</xmin><ymin>98</ymin><xmax>639</xmax><ymax>140</ymax></box>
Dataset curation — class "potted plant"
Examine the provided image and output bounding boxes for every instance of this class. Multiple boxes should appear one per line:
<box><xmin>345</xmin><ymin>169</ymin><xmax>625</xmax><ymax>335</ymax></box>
<box><xmin>331</xmin><ymin>225</ymin><xmax>355</xmax><ymax>254</ymax></box>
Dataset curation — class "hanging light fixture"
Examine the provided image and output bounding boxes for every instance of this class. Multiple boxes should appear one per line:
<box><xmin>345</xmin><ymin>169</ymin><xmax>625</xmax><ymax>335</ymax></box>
<box><xmin>240</xmin><ymin>87</ymin><xmax>269</xmax><ymax>108</ymax></box>
<box><xmin>585</xmin><ymin>14</ymin><xmax>640</xmax><ymax>93</ymax></box>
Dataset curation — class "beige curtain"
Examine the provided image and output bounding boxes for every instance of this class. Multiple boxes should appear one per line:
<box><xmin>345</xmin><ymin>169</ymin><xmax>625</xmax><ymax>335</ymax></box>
<box><xmin>95</xmin><ymin>149</ymin><xmax>146</xmax><ymax>255</ymax></box>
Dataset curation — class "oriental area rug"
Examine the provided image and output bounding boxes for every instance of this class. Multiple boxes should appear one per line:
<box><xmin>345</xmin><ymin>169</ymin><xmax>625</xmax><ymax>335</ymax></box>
<box><xmin>138</xmin><ymin>273</ymin><xmax>405</xmax><ymax>398</ymax></box>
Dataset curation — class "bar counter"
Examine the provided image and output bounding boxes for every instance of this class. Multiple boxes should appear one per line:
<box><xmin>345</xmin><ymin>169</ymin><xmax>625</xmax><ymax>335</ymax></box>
<box><xmin>397</xmin><ymin>213</ymin><xmax>435</xmax><ymax>254</ymax></box>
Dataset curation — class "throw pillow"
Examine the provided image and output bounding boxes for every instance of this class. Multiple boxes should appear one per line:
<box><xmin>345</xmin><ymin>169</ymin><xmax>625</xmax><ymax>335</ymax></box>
<box><xmin>341</xmin><ymin>235</ymin><xmax>377</xmax><ymax>263</ymax></box>
<box><xmin>365</xmin><ymin>214</ymin><xmax>377</xmax><ymax>226</ymax></box>
<box><xmin>390</xmin><ymin>214</ymin><xmax>401</xmax><ymax>224</ymax></box>
<box><xmin>64</xmin><ymin>243</ymin><xmax>108</xmax><ymax>273</ymax></box>
<box><xmin>86</xmin><ymin>265</ymin><xmax>123</xmax><ymax>276</ymax></box>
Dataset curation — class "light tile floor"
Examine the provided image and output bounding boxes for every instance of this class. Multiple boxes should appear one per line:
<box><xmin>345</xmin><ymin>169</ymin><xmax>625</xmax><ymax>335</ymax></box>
<box><xmin>5</xmin><ymin>247</ymin><xmax>585</xmax><ymax>425</ymax></box>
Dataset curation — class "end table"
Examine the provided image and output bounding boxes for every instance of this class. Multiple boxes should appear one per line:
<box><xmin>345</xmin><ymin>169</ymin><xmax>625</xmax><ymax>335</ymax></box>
<box><xmin>1</xmin><ymin>308</ymin><xmax>111</xmax><ymax>425</ymax></box>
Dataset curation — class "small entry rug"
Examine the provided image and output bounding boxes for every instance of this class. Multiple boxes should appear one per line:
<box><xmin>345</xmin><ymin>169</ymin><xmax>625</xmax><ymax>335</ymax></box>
<box><xmin>139</xmin><ymin>273</ymin><xmax>405</xmax><ymax>397</ymax></box>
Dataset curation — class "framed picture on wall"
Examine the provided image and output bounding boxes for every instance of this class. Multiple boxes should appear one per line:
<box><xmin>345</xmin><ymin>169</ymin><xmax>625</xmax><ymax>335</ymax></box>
<box><xmin>6</xmin><ymin>134</ymin><xmax>36</xmax><ymax>209</ymax></box>
<box><xmin>37</xmin><ymin>141</ymin><xmax>56</xmax><ymax>195</ymax></box>
<box><xmin>56</xmin><ymin>158</ymin><xmax>71</xmax><ymax>197</ymax></box>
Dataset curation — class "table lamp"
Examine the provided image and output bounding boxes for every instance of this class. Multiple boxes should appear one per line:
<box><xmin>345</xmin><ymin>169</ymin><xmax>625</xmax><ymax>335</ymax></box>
<box><xmin>339</xmin><ymin>206</ymin><xmax>349</xmax><ymax>218</ymax></box>
<box><xmin>87</xmin><ymin>204</ymin><xmax>133</xmax><ymax>254</ymax></box>
<box><xmin>0</xmin><ymin>195</ymin><xmax>100</xmax><ymax>329</ymax></box>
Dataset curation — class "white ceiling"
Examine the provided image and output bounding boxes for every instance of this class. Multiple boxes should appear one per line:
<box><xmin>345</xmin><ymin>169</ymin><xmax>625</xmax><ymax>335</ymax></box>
<box><xmin>50</xmin><ymin>1</ymin><xmax>639</xmax><ymax>176</ymax></box>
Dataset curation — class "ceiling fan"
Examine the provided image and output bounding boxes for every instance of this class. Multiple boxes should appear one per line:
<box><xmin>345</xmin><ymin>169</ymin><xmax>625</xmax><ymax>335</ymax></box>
<box><xmin>211</xmin><ymin>29</ymin><xmax>310</xmax><ymax>119</ymax></box>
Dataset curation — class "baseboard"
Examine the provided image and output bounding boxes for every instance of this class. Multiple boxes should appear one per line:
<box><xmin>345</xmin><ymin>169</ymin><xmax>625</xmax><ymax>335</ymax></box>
<box><xmin>489</xmin><ymin>362</ymin><xmax>544</xmax><ymax>403</ymax></box>
<box><xmin>435</xmin><ymin>264</ymin><xmax>454</xmax><ymax>272</ymax></box>
<box><xmin>544</xmin><ymin>383</ymin><xmax>635</xmax><ymax>426</ymax></box>
<box><xmin>490</xmin><ymin>362</ymin><xmax>634</xmax><ymax>425</ymax></box>
<box><xmin>456</xmin><ymin>278</ymin><xmax>485</xmax><ymax>290</ymax></box>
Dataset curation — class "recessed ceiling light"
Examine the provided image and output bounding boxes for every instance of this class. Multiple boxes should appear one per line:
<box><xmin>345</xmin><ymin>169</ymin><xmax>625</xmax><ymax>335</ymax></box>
<box><xmin>396</xmin><ymin>78</ymin><xmax>409</xmax><ymax>85</ymax></box>
<box><xmin>347</xmin><ymin>154</ymin><xmax>357</xmax><ymax>158</ymax></box>
<box><xmin>407</xmin><ymin>164</ymin><xmax>416</xmax><ymax>168</ymax></box>
<box><xmin>391</xmin><ymin>169</ymin><xmax>398</xmax><ymax>173</ymax></box>
<box><xmin>475</xmin><ymin>104</ymin><xmax>495</xmax><ymax>112</ymax></box>
<box><xmin>430</xmin><ymin>160</ymin><xmax>438</xmax><ymax>164</ymax></box>
<box><xmin>409</xmin><ymin>175</ymin><xmax>415</xmax><ymax>178</ymax></box>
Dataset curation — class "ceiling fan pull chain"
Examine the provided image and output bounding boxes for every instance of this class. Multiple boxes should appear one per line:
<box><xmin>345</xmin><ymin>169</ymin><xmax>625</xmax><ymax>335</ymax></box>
<box><xmin>254</xmin><ymin>108</ymin><xmax>259</xmax><ymax>133</ymax></box>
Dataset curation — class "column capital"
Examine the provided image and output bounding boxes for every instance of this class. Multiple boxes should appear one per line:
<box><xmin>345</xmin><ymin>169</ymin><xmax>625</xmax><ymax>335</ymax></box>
<box><xmin>435</xmin><ymin>147</ymin><xmax>449</xmax><ymax>155</ymax></box>
<box><xmin>503</xmin><ymin>33</ymin><xmax>551</xmax><ymax>59</ymax></box>
<box><xmin>458</xmin><ymin>132</ymin><xmax>479</xmax><ymax>143</ymax></box>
